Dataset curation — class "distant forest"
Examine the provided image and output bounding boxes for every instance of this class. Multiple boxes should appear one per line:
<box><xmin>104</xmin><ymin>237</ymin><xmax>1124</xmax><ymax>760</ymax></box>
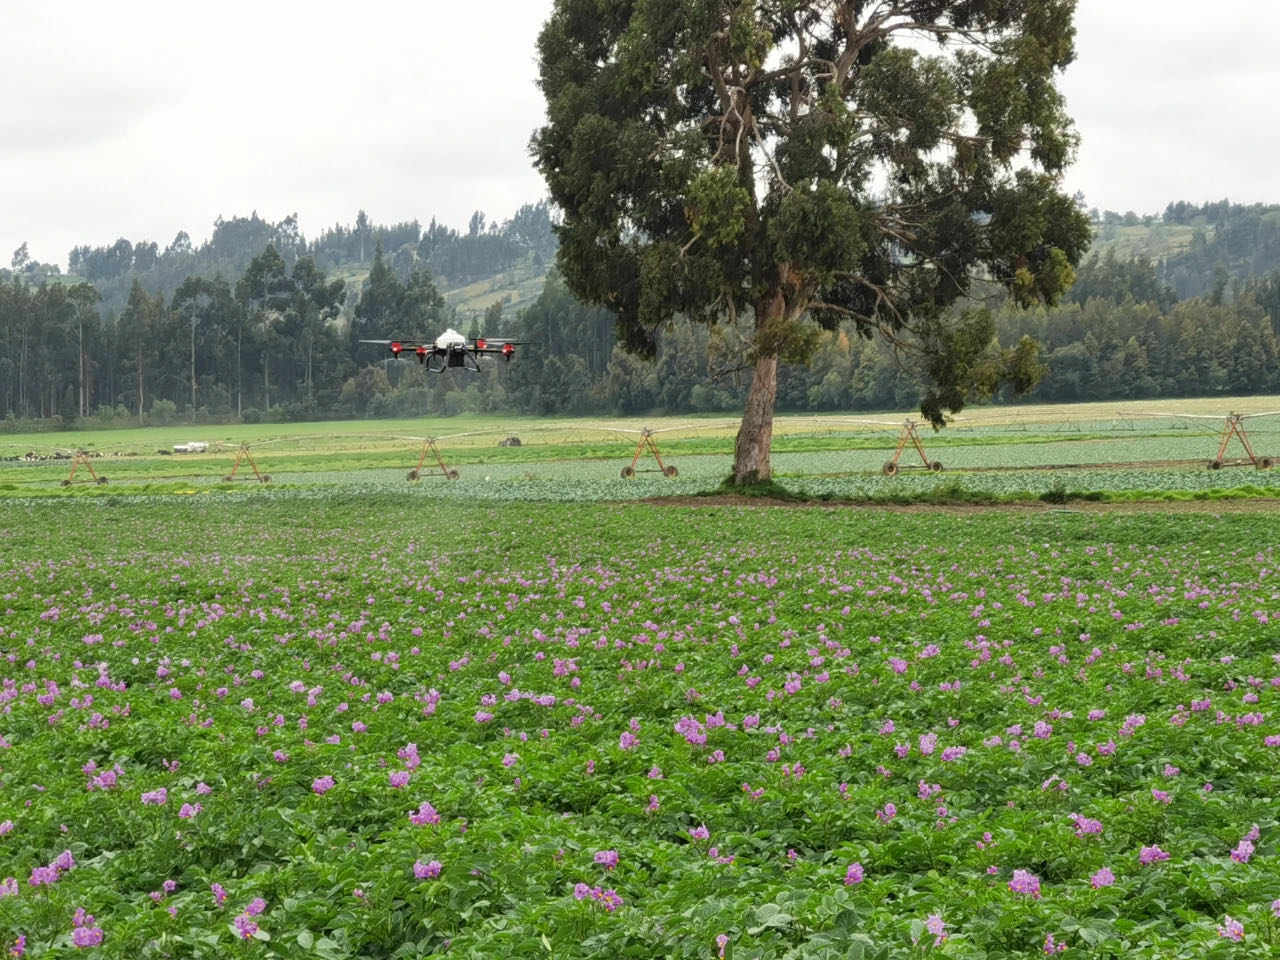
<box><xmin>4</xmin><ymin>198</ymin><xmax>1280</xmax><ymax>429</ymax></box>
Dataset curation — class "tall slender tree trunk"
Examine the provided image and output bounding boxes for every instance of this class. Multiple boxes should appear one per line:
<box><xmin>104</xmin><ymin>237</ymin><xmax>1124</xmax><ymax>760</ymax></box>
<box><xmin>78</xmin><ymin>320</ymin><xmax>85</xmax><ymax>418</ymax></box>
<box><xmin>732</xmin><ymin>353</ymin><xmax>778</xmax><ymax>484</ymax></box>
<box><xmin>136</xmin><ymin>353</ymin><xmax>144</xmax><ymax>420</ymax></box>
<box><xmin>18</xmin><ymin>330</ymin><xmax>27</xmax><ymax>417</ymax></box>
<box><xmin>190</xmin><ymin>318</ymin><xmax>197</xmax><ymax>419</ymax></box>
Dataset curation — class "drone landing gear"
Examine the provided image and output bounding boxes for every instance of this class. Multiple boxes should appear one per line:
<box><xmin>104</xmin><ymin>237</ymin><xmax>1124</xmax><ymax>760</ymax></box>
<box><xmin>620</xmin><ymin>429</ymin><xmax>678</xmax><ymax>478</ymax></box>
<box><xmin>62</xmin><ymin>451</ymin><xmax>108</xmax><ymax>487</ymax></box>
<box><xmin>882</xmin><ymin>420</ymin><xmax>942</xmax><ymax>476</ymax></box>
<box><xmin>408</xmin><ymin>438</ymin><xmax>459</xmax><ymax>481</ymax></box>
<box><xmin>223</xmin><ymin>443</ymin><xmax>271</xmax><ymax>483</ymax></box>
<box><xmin>1208</xmin><ymin>414</ymin><xmax>1273</xmax><ymax>470</ymax></box>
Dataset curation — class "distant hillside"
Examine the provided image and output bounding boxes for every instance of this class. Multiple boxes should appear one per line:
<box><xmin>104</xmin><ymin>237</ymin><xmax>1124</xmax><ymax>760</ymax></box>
<box><xmin>332</xmin><ymin>253</ymin><xmax>550</xmax><ymax>329</ymax></box>
<box><xmin>1085</xmin><ymin>200</ymin><xmax>1280</xmax><ymax>300</ymax></box>
<box><xmin>1089</xmin><ymin>221</ymin><xmax>1201</xmax><ymax>262</ymax></box>
<box><xmin>51</xmin><ymin>203</ymin><xmax>558</xmax><ymax>328</ymax></box>
<box><xmin>19</xmin><ymin>197</ymin><xmax>1280</xmax><ymax>330</ymax></box>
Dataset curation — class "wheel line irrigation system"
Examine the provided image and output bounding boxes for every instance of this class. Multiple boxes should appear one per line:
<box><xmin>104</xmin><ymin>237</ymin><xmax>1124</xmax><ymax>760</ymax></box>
<box><xmin>10</xmin><ymin>404</ymin><xmax>1279</xmax><ymax>488</ymax></box>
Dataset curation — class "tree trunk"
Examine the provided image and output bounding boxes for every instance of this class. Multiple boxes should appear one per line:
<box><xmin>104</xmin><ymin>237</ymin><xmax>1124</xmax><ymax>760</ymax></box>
<box><xmin>731</xmin><ymin>352</ymin><xmax>778</xmax><ymax>484</ymax></box>
<box><xmin>190</xmin><ymin>319</ymin><xmax>197</xmax><ymax>419</ymax></box>
<box><xmin>78</xmin><ymin>320</ymin><xmax>85</xmax><ymax>418</ymax></box>
<box><xmin>19</xmin><ymin>330</ymin><xmax>27</xmax><ymax>417</ymax></box>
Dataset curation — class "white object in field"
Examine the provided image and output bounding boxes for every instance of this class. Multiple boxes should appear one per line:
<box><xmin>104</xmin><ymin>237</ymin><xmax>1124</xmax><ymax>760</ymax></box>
<box><xmin>173</xmin><ymin>441</ymin><xmax>209</xmax><ymax>453</ymax></box>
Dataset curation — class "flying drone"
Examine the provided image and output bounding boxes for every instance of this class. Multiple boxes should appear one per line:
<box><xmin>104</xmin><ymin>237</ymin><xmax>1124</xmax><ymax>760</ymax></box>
<box><xmin>359</xmin><ymin>328</ymin><xmax>525</xmax><ymax>373</ymax></box>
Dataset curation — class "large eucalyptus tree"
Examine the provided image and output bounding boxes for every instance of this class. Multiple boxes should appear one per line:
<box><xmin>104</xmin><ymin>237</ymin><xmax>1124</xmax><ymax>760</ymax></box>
<box><xmin>533</xmin><ymin>0</ymin><xmax>1091</xmax><ymax>482</ymax></box>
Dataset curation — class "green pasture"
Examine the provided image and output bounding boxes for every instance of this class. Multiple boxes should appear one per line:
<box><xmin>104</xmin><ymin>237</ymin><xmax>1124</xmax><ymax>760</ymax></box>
<box><xmin>3</xmin><ymin>398</ymin><xmax>1280</xmax><ymax>503</ymax></box>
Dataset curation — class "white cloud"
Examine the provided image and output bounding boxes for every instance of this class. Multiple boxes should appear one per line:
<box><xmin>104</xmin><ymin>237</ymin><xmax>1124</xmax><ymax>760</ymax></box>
<box><xmin>1060</xmin><ymin>0</ymin><xmax>1280</xmax><ymax>213</ymax></box>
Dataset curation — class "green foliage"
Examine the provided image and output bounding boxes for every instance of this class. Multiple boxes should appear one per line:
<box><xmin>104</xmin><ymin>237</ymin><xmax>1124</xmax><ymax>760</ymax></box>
<box><xmin>1067</xmin><ymin>248</ymin><xmax>1176</xmax><ymax>311</ymax></box>
<box><xmin>149</xmin><ymin>398</ymin><xmax>178</xmax><ymax>426</ymax></box>
<box><xmin>686</xmin><ymin>169</ymin><xmax>752</xmax><ymax>250</ymax></box>
<box><xmin>766</xmin><ymin>183</ymin><xmax>867</xmax><ymax>291</ymax></box>
<box><xmin>0</xmin><ymin>204</ymin><xmax>556</xmax><ymax>425</ymax></box>
<box><xmin>915</xmin><ymin>311</ymin><xmax>1048</xmax><ymax>426</ymax></box>
<box><xmin>996</xmin><ymin>288</ymin><xmax>1280</xmax><ymax>402</ymax></box>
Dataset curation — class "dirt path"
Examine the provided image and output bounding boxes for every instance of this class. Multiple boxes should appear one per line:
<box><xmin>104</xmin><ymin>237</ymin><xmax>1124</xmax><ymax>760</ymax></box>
<box><xmin>641</xmin><ymin>494</ymin><xmax>1280</xmax><ymax>515</ymax></box>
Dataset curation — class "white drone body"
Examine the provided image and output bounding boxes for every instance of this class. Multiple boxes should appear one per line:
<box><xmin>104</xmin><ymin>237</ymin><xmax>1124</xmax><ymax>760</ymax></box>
<box><xmin>434</xmin><ymin>328</ymin><xmax>468</xmax><ymax>350</ymax></box>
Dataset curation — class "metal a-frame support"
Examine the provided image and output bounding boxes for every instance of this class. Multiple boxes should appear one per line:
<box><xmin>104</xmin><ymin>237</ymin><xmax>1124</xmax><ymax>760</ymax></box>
<box><xmin>882</xmin><ymin>419</ymin><xmax>943</xmax><ymax>476</ymax></box>
<box><xmin>62</xmin><ymin>451</ymin><xmax>107</xmax><ymax>486</ymax></box>
<box><xmin>621</xmin><ymin>428</ymin><xmax>678</xmax><ymax>478</ymax></box>
<box><xmin>223</xmin><ymin>443</ymin><xmax>271</xmax><ymax>483</ymax></box>
<box><xmin>407</xmin><ymin>438</ymin><xmax>459</xmax><ymax>481</ymax></box>
<box><xmin>1208</xmin><ymin>414</ymin><xmax>1274</xmax><ymax>470</ymax></box>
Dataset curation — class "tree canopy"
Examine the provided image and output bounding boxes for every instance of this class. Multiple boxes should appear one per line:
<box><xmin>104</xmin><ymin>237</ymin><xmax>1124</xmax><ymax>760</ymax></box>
<box><xmin>533</xmin><ymin>0</ymin><xmax>1091</xmax><ymax>482</ymax></box>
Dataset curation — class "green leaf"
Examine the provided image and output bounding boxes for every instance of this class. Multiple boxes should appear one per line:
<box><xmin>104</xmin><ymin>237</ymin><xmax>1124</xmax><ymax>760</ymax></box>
<box><xmin>748</xmin><ymin>902</ymin><xmax>795</xmax><ymax>935</ymax></box>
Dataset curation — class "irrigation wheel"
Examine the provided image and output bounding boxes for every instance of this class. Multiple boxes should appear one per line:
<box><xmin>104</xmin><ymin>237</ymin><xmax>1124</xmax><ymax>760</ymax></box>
<box><xmin>1258</xmin><ymin>457</ymin><xmax>1274</xmax><ymax>469</ymax></box>
<box><xmin>447</xmin><ymin>470</ymin><xmax>460</xmax><ymax>480</ymax></box>
<box><xmin>664</xmin><ymin>465</ymin><xmax>678</xmax><ymax>477</ymax></box>
<box><xmin>882</xmin><ymin>461</ymin><xmax>898</xmax><ymax>477</ymax></box>
<box><xmin>621</xmin><ymin>466</ymin><xmax>635</xmax><ymax>478</ymax></box>
<box><xmin>407</xmin><ymin>469</ymin><xmax>419</xmax><ymax>481</ymax></box>
<box><xmin>1209</xmin><ymin>460</ymin><xmax>1223</xmax><ymax>470</ymax></box>
<box><xmin>930</xmin><ymin>461</ymin><xmax>943</xmax><ymax>472</ymax></box>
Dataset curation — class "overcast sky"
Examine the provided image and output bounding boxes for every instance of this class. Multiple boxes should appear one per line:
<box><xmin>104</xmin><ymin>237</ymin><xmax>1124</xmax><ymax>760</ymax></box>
<box><xmin>6</xmin><ymin>0</ymin><xmax>1280</xmax><ymax>269</ymax></box>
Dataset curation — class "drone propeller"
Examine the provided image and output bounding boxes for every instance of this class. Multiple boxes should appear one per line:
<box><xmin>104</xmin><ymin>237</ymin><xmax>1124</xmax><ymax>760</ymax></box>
<box><xmin>360</xmin><ymin>339</ymin><xmax>437</xmax><ymax>363</ymax></box>
<box><xmin>471</xmin><ymin>338</ymin><xmax>527</xmax><ymax>361</ymax></box>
